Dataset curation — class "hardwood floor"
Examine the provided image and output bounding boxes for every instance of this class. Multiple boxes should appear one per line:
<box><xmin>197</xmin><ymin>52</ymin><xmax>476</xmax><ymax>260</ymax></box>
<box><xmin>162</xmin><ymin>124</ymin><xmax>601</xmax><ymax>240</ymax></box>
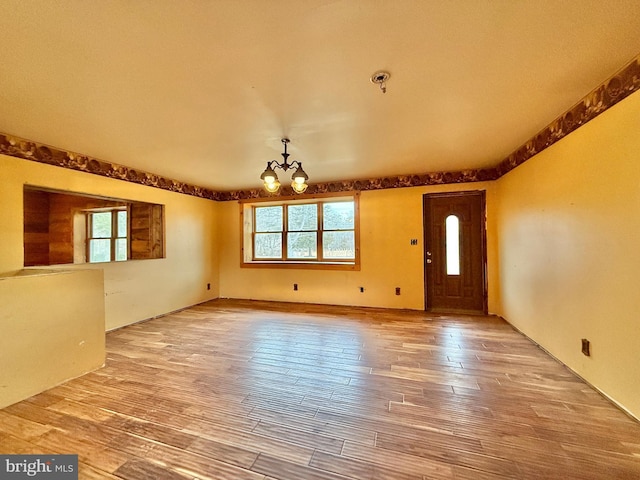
<box><xmin>1</xmin><ymin>299</ymin><xmax>639</xmax><ymax>479</ymax></box>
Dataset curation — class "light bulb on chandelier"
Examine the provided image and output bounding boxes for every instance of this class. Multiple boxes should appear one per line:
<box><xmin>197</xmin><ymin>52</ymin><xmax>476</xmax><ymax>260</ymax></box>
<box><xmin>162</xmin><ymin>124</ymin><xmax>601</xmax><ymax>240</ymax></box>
<box><xmin>259</xmin><ymin>138</ymin><xmax>309</xmax><ymax>194</ymax></box>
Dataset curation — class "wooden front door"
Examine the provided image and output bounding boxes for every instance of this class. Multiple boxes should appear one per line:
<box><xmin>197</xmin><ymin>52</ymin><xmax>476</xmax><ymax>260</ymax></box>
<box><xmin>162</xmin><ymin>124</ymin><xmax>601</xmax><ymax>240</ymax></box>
<box><xmin>423</xmin><ymin>191</ymin><xmax>487</xmax><ymax>313</ymax></box>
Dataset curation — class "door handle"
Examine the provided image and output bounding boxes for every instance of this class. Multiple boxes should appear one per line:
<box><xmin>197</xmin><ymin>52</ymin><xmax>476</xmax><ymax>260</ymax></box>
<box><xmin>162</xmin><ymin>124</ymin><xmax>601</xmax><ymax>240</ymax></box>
<box><xmin>426</xmin><ymin>259</ymin><xmax>432</xmax><ymax>263</ymax></box>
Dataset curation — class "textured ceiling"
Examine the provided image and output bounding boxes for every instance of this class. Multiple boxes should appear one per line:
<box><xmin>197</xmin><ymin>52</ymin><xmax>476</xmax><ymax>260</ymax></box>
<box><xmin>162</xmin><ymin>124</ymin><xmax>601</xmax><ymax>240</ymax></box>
<box><xmin>1</xmin><ymin>0</ymin><xmax>640</xmax><ymax>192</ymax></box>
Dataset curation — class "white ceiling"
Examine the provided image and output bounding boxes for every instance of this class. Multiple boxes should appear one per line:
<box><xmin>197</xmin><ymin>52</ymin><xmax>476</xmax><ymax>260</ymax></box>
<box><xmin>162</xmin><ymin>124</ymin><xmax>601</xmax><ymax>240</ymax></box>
<box><xmin>1</xmin><ymin>1</ymin><xmax>640</xmax><ymax>192</ymax></box>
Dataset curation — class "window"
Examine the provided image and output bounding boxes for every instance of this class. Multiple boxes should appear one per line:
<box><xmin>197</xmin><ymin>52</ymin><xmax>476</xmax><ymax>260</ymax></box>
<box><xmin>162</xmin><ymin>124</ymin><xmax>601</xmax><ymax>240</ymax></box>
<box><xmin>87</xmin><ymin>209</ymin><xmax>128</xmax><ymax>263</ymax></box>
<box><xmin>254</xmin><ymin>206</ymin><xmax>284</xmax><ymax>259</ymax></box>
<box><xmin>242</xmin><ymin>193</ymin><xmax>359</xmax><ymax>270</ymax></box>
<box><xmin>445</xmin><ymin>214</ymin><xmax>460</xmax><ymax>275</ymax></box>
<box><xmin>23</xmin><ymin>186</ymin><xmax>165</xmax><ymax>266</ymax></box>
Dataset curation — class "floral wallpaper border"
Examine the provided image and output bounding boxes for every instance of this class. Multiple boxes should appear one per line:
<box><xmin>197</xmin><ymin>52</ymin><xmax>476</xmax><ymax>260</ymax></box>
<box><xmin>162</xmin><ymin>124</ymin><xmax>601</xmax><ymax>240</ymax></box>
<box><xmin>2</xmin><ymin>55</ymin><xmax>639</xmax><ymax>201</ymax></box>
<box><xmin>0</xmin><ymin>132</ymin><xmax>498</xmax><ymax>201</ymax></box>
<box><xmin>496</xmin><ymin>56</ymin><xmax>640</xmax><ymax>176</ymax></box>
<box><xmin>217</xmin><ymin>167</ymin><xmax>499</xmax><ymax>201</ymax></box>
<box><xmin>0</xmin><ymin>134</ymin><xmax>221</xmax><ymax>200</ymax></box>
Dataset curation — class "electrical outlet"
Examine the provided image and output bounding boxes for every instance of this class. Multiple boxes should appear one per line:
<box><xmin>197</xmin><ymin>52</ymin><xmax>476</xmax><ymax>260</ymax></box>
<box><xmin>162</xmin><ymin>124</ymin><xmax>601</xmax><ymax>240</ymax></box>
<box><xmin>395</xmin><ymin>287</ymin><xmax>401</xmax><ymax>295</ymax></box>
<box><xmin>359</xmin><ymin>287</ymin><xmax>365</xmax><ymax>293</ymax></box>
<box><xmin>293</xmin><ymin>283</ymin><xmax>298</xmax><ymax>291</ymax></box>
<box><xmin>410</xmin><ymin>239</ymin><xmax>418</xmax><ymax>245</ymax></box>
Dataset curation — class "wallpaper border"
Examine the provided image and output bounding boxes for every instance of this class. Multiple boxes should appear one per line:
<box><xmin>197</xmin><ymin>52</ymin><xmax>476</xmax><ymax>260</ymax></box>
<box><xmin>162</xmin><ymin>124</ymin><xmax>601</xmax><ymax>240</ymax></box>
<box><xmin>2</xmin><ymin>55</ymin><xmax>639</xmax><ymax>201</ymax></box>
<box><xmin>496</xmin><ymin>55</ymin><xmax>640</xmax><ymax>177</ymax></box>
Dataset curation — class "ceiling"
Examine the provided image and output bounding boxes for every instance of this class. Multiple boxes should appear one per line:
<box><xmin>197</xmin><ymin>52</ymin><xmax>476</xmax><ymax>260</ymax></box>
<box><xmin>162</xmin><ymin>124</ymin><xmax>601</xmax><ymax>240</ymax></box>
<box><xmin>1</xmin><ymin>1</ymin><xmax>640</xmax><ymax>192</ymax></box>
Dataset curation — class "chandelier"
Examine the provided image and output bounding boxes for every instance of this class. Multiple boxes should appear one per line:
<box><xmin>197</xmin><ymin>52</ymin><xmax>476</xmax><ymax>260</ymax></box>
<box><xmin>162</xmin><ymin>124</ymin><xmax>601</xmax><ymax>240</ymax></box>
<box><xmin>260</xmin><ymin>138</ymin><xmax>309</xmax><ymax>194</ymax></box>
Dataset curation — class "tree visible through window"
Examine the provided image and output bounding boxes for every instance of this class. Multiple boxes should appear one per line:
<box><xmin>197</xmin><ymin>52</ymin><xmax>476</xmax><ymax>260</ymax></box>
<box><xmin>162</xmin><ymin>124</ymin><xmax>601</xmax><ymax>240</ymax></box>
<box><xmin>87</xmin><ymin>209</ymin><xmax>128</xmax><ymax>263</ymax></box>
<box><xmin>287</xmin><ymin>203</ymin><xmax>318</xmax><ymax>259</ymax></box>
<box><xmin>250</xmin><ymin>198</ymin><xmax>357</xmax><ymax>264</ymax></box>
<box><xmin>323</xmin><ymin>202</ymin><xmax>355</xmax><ymax>259</ymax></box>
<box><xmin>254</xmin><ymin>206</ymin><xmax>283</xmax><ymax>258</ymax></box>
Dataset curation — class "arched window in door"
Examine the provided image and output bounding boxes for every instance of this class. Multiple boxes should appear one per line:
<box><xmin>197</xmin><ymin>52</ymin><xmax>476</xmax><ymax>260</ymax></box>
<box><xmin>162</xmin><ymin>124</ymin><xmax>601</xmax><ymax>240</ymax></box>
<box><xmin>445</xmin><ymin>214</ymin><xmax>460</xmax><ymax>275</ymax></box>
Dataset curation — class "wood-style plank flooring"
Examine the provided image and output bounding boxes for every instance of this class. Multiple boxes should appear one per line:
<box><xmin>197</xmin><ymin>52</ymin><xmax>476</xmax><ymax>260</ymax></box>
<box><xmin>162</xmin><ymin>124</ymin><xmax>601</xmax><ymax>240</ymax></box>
<box><xmin>2</xmin><ymin>299</ymin><xmax>640</xmax><ymax>479</ymax></box>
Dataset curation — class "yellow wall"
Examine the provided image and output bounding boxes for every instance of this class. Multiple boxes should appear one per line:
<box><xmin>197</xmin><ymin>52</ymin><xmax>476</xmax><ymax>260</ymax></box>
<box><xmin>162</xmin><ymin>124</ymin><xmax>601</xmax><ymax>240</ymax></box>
<box><xmin>0</xmin><ymin>154</ymin><xmax>220</xmax><ymax>330</ymax></box>
<box><xmin>219</xmin><ymin>183</ymin><xmax>500</xmax><ymax>313</ymax></box>
<box><xmin>4</xmin><ymin>91</ymin><xmax>639</xmax><ymax>419</ymax></box>
<box><xmin>496</xmin><ymin>90</ymin><xmax>640</xmax><ymax>418</ymax></box>
<box><xmin>0</xmin><ymin>268</ymin><xmax>105</xmax><ymax>408</ymax></box>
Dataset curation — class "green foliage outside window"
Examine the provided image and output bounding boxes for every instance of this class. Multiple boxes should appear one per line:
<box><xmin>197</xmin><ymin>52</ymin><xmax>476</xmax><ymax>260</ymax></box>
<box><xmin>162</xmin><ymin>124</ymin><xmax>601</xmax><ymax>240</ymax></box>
<box><xmin>88</xmin><ymin>209</ymin><xmax>127</xmax><ymax>263</ymax></box>
<box><xmin>252</xmin><ymin>200</ymin><xmax>355</xmax><ymax>262</ymax></box>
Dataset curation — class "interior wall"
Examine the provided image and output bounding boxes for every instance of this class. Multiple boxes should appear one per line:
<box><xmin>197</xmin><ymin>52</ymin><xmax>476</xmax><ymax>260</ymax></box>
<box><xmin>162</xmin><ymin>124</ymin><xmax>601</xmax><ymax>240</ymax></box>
<box><xmin>219</xmin><ymin>182</ymin><xmax>499</xmax><ymax>313</ymax></box>
<box><xmin>0</xmin><ymin>154</ymin><xmax>220</xmax><ymax>330</ymax></box>
<box><xmin>496</xmin><ymin>90</ymin><xmax>640</xmax><ymax>419</ymax></box>
<box><xmin>0</xmin><ymin>268</ymin><xmax>105</xmax><ymax>409</ymax></box>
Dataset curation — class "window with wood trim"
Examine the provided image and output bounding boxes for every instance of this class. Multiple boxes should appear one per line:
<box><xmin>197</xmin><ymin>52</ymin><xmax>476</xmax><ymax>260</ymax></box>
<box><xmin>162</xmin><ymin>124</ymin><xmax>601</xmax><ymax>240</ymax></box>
<box><xmin>23</xmin><ymin>186</ymin><xmax>165</xmax><ymax>266</ymax></box>
<box><xmin>242</xmin><ymin>193</ymin><xmax>360</xmax><ymax>270</ymax></box>
<box><xmin>86</xmin><ymin>208</ymin><xmax>128</xmax><ymax>263</ymax></box>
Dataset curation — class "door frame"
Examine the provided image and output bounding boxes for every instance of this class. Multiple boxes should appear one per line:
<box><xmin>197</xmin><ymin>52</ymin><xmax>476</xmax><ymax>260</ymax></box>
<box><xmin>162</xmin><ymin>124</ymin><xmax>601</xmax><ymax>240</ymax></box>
<box><xmin>422</xmin><ymin>190</ymin><xmax>488</xmax><ymax>314</ymax></box>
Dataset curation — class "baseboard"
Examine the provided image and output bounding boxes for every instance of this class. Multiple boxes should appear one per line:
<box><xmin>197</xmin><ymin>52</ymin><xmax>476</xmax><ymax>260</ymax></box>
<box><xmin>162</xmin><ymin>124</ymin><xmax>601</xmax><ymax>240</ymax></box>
<box><xmin>106</xmin><ymin>297</ymin><xmax>218</xmax><ymax>332</ymax></box>
<box><xmin>498</xmin><ymin>315</ymin><xmax>639</xmax><ymax>424</ymax></box>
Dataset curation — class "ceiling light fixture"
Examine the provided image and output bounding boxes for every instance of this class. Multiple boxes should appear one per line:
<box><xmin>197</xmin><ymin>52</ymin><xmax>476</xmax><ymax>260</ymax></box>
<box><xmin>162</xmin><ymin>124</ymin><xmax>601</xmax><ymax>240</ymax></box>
<box><xmin>260</xmin><ymin>138</ymin><xmax>309</xmax><ymax>194</ymax></box>
<box><xmin>370</xmin><ymin>70</ymin><xmax>390</xmax><ymax>93</ymax></box>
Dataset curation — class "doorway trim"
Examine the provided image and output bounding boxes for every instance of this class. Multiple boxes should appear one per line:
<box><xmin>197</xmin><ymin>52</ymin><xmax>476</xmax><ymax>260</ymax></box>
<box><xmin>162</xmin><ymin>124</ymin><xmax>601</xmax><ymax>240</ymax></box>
<box><xmin>423</xmin><ymin>190</ymin><xmax>488</xmax><ymax>314</ymax></box>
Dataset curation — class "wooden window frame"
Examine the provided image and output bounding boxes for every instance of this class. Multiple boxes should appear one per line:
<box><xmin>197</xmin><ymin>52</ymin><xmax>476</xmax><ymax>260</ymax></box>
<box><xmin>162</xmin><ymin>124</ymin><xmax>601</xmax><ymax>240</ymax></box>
<box><xmin>23</xmin><ymin>186</ymin><xmax>165</xmax><ymax>266</ymax></box>
<box><xmin>241</xmin><ymin>192</ymin><xmax>360</xmax><ymax>271</ymax></box>
<box><xmin>86</xmin><ymin>207</ymin><xmax>129</xmax><ymax>263</ymax></box>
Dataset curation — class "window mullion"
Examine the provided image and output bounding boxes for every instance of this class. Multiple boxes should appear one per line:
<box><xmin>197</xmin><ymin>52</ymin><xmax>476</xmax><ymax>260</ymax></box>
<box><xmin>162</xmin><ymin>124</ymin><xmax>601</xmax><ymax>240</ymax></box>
<box><xmin>86</xmin><ymin>214</ymin><xmax>92</xmax><ymax>262</ymax></box>
<box><xmin>124</xmin><ymin>206</ymin><xmax>130</xmax><ymax>260</ymax></box>
<box><xmin>282</xmin><ymin>205</ymin><xmax>288</xmax><ymax>260</ymax></box>
<box><xmin>111</xmin><ymin>211</ymin><xmax>117</xmax><ymax>262</ymax></box>
<box><xmin>318</xmin><ymin>202</ymin><xmax>324</xmax><ymax>262</ymax></box>
<box><xmin>252</xmin><ymin>207</ymin><xmax>258</xmax><ymax>261</ymax></box>
<box><xmin>252</xmin><ymin>231</ymin><xmax>257</xmax><ymax>261</ymax></box>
